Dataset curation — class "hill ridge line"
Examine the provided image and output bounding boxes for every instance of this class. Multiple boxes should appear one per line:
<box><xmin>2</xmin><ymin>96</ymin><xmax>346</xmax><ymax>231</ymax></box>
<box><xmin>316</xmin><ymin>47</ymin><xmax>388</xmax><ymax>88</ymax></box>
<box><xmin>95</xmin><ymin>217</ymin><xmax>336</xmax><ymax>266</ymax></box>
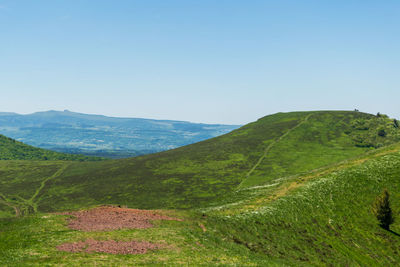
<box><xmin>237</xmin><ymin>113</ymin><xmax>313</xmax><ymax>189</ymax></box>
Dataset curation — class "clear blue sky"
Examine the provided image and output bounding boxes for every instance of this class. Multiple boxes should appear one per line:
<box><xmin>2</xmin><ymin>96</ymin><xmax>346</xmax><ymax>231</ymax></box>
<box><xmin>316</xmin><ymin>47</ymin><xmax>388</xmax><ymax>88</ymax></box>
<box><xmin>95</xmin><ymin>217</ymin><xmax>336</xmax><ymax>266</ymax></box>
<box><xmin>0</xmin><ymin>1</ymin><xmax>399</xmax><ymax>124</ymax></box>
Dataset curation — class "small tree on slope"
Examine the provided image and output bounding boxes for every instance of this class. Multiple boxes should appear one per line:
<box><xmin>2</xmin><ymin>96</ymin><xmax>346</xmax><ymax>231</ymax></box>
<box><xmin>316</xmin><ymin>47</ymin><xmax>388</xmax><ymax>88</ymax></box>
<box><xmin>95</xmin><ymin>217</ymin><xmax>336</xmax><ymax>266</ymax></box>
<box><xmin>372</xmin><ymin>189</ymin><xmax>394</xmax><ymax>230</ymax></box>
<box><xmin>394</xmin><ymin>119</ymin><xmax>399</xmax><ymax>128</ymax></box>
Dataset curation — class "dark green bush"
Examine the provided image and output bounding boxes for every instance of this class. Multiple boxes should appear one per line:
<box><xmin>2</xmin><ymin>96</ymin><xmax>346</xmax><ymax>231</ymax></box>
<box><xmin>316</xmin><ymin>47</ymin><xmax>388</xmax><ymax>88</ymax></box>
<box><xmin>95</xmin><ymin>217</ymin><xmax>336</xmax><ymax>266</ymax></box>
<box><xmin>378</xmin><ymin>129</ymin><xmax>387</xmax><ymax>137</ymax></box>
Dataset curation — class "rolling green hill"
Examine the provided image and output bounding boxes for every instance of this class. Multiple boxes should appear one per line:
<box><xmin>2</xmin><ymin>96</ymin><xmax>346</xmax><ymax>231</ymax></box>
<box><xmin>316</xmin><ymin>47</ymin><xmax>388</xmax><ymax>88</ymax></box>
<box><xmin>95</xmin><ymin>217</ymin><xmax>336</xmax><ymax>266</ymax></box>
<box><xmin>1</xmin><ymin>111</ymin><xmax>400</xmax><ymax>265</ymax></box>
<box><xmin>203</xmin><ymin>142</ymin><xmax>400</xmax><ymax>265</ymax></box>
<box><xmin>1</xmin><ymin>110</ymin><xmax>399</xmax><ymax>216</ymax></box>
<box><xmin>0</xmin><ymin>134</ymin><xmax>102</xmax><ymax>161</ymax></box>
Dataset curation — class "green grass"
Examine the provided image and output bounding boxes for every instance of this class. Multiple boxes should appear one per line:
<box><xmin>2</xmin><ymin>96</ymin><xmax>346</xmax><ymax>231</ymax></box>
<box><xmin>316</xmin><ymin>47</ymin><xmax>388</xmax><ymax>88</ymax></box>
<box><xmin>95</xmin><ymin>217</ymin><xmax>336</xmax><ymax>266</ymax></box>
<box><xmin>2</xmin><ymin>110</ymin><xmax>400</xmax><ymax>265</ymax></box>
<box><xmin>204</xmin><ymin>144</ymin><xmax>400</xmax><ymax>265</ymax></box>
<box><xmin>0</xmin><ymin>209</ymin><xmax>288</xmax><ymax>266</ymax></box>
<box><xmin>2</xmin><ymin>137</ymin><xmax>400</xmax><ymax>265</ymax></box>
<box><xmin>0</xmin><ymin>161</ymin><xmax>71</xmax><ymax>216</ymax></box>
<box><xmin>1</xmin><ymin>111</ymin><xmax>399</xmax><ymax>214</ymax></box>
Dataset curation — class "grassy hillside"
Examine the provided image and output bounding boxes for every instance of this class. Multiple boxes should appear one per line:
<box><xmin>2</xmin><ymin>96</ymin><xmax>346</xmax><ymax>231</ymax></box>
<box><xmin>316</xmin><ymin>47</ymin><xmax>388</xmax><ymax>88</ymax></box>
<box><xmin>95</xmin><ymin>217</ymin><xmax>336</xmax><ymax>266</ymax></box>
<box><xmin>203</xmin><ymin>143</ymin><xmax>400</xmax><ymax>265</ymax></box>
<box><xmin>0</xmin><ymin>134</ymin><xmax>102</xmax><ymax>161</ymax></box>
<box><xmin>2</xmin><ymin>135</ymin><xmax>400</xmax><ymax>265</ymax></box>
<box><xmin>1</xmin><ymin>110</ymin><xmax>399</xmax><ymax>217</ymax></box>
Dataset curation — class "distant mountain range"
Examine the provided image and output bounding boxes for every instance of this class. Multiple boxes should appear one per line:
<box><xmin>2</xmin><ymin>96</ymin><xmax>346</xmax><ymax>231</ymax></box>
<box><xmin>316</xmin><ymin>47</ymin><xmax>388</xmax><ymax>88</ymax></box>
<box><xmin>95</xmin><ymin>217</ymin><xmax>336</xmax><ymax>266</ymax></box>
<box><xmin>0</xmin><ymin>110</ymin><xmax>240</xmax><ymax>158</ymax></box>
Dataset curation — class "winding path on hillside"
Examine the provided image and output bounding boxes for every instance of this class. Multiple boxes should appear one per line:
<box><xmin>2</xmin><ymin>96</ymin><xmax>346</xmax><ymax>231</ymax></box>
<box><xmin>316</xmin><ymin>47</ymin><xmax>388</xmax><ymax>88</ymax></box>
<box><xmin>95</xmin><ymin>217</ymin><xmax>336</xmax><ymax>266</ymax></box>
<box><xmin>0</xmin><ymin>163</ymin><xmax>70</xmax><ymax>216</ymax></box>
<box><xmin>0</xmin><ymin>193</ymin><xmax>21</xmax><ymax>216</ymax></box>
<box><xmin>29</xmin><ymin>163</ymin><xmax>70</xmax><ymax>212</ymax></box>
<box><xmin>237</xmin><ymin>113</ymin><xmax>313</xmax><ymax>189</ymax></box>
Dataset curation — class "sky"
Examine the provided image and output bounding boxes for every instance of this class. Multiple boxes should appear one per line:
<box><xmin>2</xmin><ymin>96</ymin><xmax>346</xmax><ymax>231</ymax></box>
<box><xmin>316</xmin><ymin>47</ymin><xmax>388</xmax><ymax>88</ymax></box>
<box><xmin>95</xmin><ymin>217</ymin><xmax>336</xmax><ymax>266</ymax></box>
<box><xmin>0</xmin><ymin>0</ymin><xmax>399</xmax><ymax>124</ymax></box>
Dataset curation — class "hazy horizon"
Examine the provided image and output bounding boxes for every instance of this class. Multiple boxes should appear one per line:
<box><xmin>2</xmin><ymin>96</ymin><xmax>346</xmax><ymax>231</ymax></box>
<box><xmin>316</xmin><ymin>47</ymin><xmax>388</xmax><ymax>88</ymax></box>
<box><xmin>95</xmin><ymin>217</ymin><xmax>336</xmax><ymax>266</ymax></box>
<box><xmin>0</xmin><ymin>108</ymin><xmax>245</xmax><ymax>124</ymax></box>
<box><xmin>0</xmin><ymin>108</ymin><xmax>394</xmax><ymax>126</ymax></box>
<box><xmin>1</xmin><ymin>1</ymin><xmax>399</xmax><ymax>124</ymax></box>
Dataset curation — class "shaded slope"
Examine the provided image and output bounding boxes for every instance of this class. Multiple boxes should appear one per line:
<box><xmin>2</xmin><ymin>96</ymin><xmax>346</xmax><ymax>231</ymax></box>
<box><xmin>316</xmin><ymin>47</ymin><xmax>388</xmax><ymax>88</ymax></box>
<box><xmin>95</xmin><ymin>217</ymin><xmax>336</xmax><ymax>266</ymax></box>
<box><xmin>1</xmin><ymin>111</ymin><xmax>399</xmax><ymax>216</ymax></box>
<box><xmin>0</xmin><ymin>134</ymin><xmax>102</xmax><ymax>161</ymax></box>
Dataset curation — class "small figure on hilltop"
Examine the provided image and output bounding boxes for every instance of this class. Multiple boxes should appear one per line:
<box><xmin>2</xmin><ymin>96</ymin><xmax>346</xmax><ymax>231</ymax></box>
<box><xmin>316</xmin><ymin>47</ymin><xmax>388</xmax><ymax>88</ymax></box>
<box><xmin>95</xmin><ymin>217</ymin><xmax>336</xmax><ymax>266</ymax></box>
<box><xmin>372</xmin><ymin>189</ymin><xmax>394</xmax><ymax>230</ymax></box>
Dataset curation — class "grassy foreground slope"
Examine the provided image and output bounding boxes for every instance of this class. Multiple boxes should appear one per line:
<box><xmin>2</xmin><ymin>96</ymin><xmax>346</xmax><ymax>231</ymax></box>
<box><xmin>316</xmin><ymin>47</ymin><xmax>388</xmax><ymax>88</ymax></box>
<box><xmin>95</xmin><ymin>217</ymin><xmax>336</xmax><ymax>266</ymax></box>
<box><xmin>0</xmin><ymin>134</ymin><xmax>102</xmax><ymax>161</ymax></box>
<box><xmin>1</xmin><ymin>111</ymin><xmax>400</xmax><ymax>216</ymax></box>
<box><xmin>1</xmin><ymin>139</ymin><xmax>400</xmax><ymax>265</ymax></box>
<box><xmin>204</xmin><ymin>143</ymin><xmax>400</xmax><ymax>265</ymax></box>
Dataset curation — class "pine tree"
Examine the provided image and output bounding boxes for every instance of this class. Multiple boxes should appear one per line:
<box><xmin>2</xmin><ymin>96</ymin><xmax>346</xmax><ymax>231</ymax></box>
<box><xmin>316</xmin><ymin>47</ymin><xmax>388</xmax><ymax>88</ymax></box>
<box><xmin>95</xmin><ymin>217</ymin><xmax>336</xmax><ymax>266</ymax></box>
<box><xmin>394</xmin><ymin>119</ymin><xmax>399</xmax><ymax>128</ymax></box>
<box><xmin>372</xmin><ymin>189</ymin><xmax>394</xmax><ymax>230</ymax></box>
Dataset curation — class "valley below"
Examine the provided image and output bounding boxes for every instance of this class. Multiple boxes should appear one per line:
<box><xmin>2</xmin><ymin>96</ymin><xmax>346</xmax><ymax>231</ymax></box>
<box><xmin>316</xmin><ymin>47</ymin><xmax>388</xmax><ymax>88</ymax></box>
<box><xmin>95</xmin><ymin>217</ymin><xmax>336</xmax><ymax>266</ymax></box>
<box><xmin>1</xmin><ymin>111</ymin><xmax>400</xmax><ymax>266</ymax></box>
<box><xmin>0</xmin><ymin>110</ymin><xmax>239</xmax><ymax>158</ymax></box>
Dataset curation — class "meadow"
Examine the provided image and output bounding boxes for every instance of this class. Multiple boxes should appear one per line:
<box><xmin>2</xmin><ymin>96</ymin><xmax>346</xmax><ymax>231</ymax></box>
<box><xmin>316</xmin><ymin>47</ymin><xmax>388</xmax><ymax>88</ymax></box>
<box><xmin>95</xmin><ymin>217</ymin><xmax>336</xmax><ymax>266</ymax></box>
<box><xmin>1</xmin><ymin>111</ymin><xmax>400</xmax><ymax>265</ymax></box>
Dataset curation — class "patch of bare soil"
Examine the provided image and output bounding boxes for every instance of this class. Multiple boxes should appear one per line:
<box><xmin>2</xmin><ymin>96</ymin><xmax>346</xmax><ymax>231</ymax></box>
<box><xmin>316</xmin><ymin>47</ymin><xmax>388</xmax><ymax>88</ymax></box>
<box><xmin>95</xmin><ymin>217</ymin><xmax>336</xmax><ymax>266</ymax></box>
<box><xmin>62</xmin><ymin>206</ymin><xmax>181</xmax><ymax>231</ymax></box>
<box><xmin>57</xmin><ymin>239</ymin><xmax>159</xmax><ymax>254</ymax></box>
